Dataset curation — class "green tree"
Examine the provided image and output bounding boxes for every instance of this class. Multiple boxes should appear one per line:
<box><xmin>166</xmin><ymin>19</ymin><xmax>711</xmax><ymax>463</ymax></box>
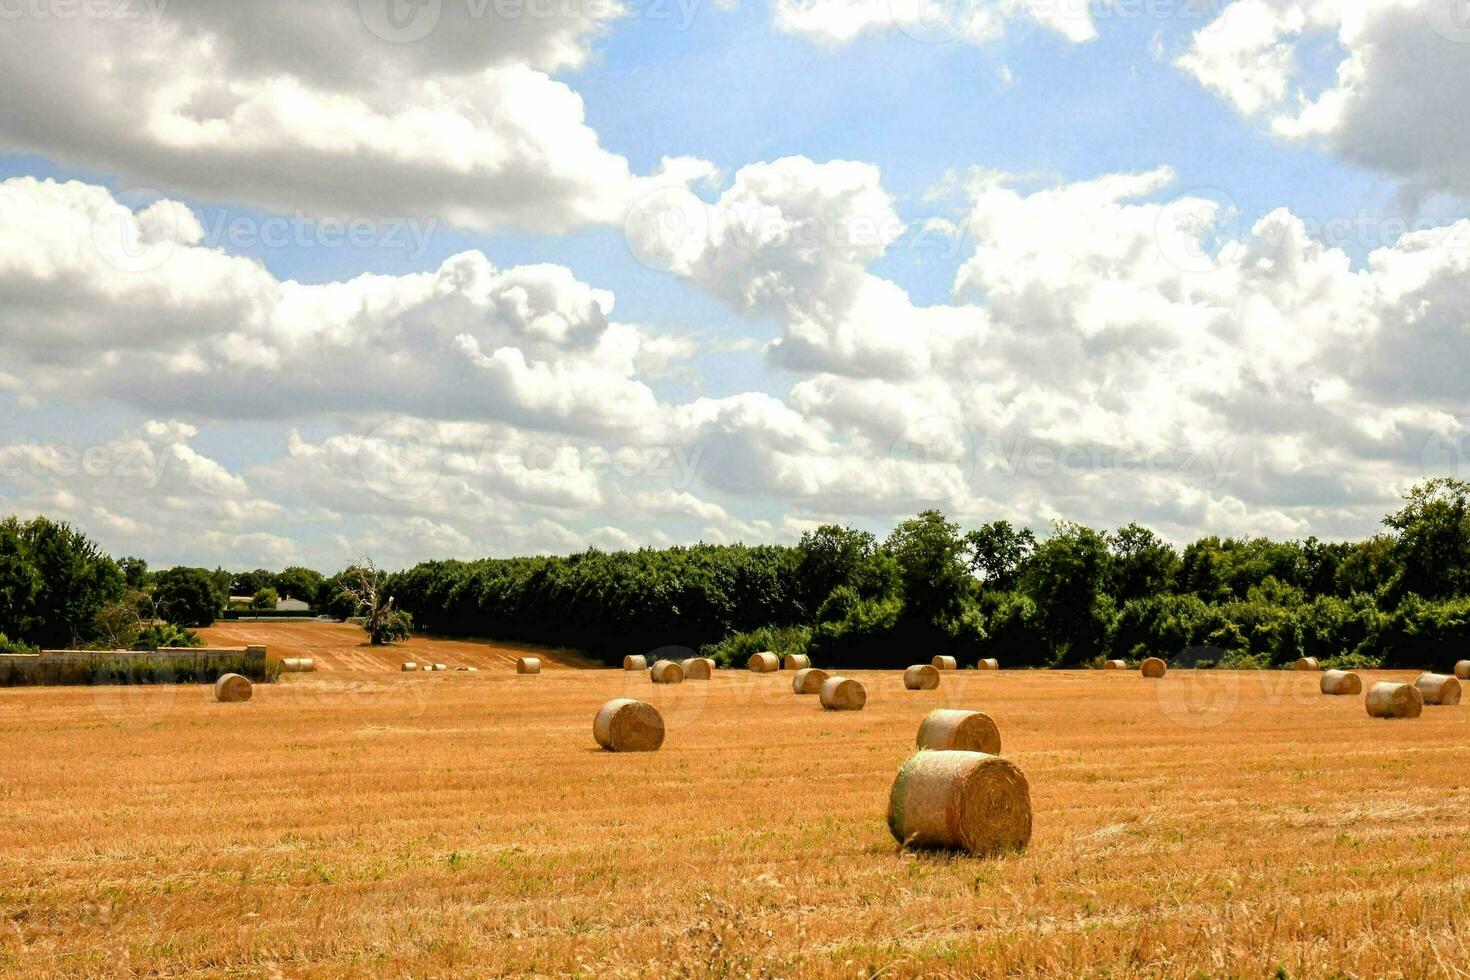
<box><xmin>794</xmin><ymin>525</ymin><xmax>877</xmax><ymax>615</ymax></box>
<box><xmin>0</xmin><ymin>516</ymin><xmax>123</xmax><ymax>648</ymax></box>
<box><xmin>250</xmin><ymin>587</ymin><xmax>279</xmax><ymax>610</ymax></box>
<box><xmin>231</xmin><ymin>568</ymin><xmax>276</xmax><ymax>596</ymax></box>
<box><xmin>1382</xmin><ymin>478</ymin><xmax>1470</xmax><ymax>604</ymax></box>
<box><xmin>1021</xmin><ymin>521</ymin><xmax>1112</xmax><ymax>665</ymax></box>
<box><xmin>274</xmin><ymin>566</ymin><xmax>324</xmax><ymax>604</ymax></box>
<box><xmin>883</xmin><ymin>510</ymin><xmax>970</xmax><ymax>622</ymax></box>
<box><xmin>965</xmin><ymin>520</ymin><xmax>1036</xmax><ymax>592</ymax></box>
<box><xmin>1107</xmin><ymin>523</ymin><xmax>1179</xmax><ymax>604</ymax></box>
<box><xmin>154</xmin><ymin>567</ymin><xmax>224</xmax><ymax>627</ymax></box>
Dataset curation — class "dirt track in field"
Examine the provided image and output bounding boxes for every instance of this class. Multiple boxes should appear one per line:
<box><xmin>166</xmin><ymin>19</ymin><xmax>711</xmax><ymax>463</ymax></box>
<box><xmin>3</xmin><ymin>643</ymin><xmax>1470</xmax><ymax>976</ymax></box>
<box><xmin>200</xmin><ymin>619</ymin><xmax>602</xmax><ymax>671</ymax></box>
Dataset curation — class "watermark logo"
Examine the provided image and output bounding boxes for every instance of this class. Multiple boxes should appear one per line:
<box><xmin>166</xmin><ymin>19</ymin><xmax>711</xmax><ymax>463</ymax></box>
<box><xmin>1154</xmin><ymin>186</ymin><xmax>1239</xmax><ymax>274</ymax></box>
<box><xmin>1154</xmin><ymin>648</ymin><xmax>1240</xmax><ymax>729</ymax></box>
<box><xmin>624</xmin><ymin>186</ymin><xmax>710</xmax><ymax>273</ymax></box>
<box><xmin>1426</xmin><ymin>0</ymin><xmax>1470</xmax><ymax>43</ymax></box>
<box><xmin>359</xmin><ymin>0</ymin><xmax>442</xmax><ymax>42</ymax></box>
<box><xmin>90</xmin><ymin>189</ymin><xmax>177</xmax><ymax>275</ymax></box>
<box><xmin>891</xmin><ymin>415</ymin><xmax>974</xmax><ymax>504</ymax></box>
<box><xmin>360</xmin><ymin>417</ymin><xmax>444</xmax><ymax>502</ymax></box>
<box><xmin>1421</xmin><ymin>419</ymin><xmax>1470</xmax><ymax>482</ymax></box>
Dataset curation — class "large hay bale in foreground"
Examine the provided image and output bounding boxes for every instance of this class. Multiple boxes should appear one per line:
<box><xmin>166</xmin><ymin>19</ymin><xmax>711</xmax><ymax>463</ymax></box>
<box><xmin>747</xmin><ymin>652</ymin><xmax>779</xmax><ymax>673</ymax></box>
<box><xmin>651</xmin><ymin>660</ymin><xmax>685</xmax><ymax>685</ymax></box>
<box><xmin>1415</xmin><ymin>672</ymin><xmax>1462</xmax><ymax>706</ymax></box>
<box><xmin>1457</xmin><ymin>660</ymin><xmax>1470</xmax><ymax>681</ymax></box>
<box><xmin>932</xmin><ymin>656</ymin><xmax>958</xmax><ymax>671</ymax></box>
<box><xmin>819</xmin><ymin>676</ymin><xmax>866</xmax><ymax>711</ymax></box>
<box><xmin>792</xmin><ymin>667</ymin><xmax>829</xmax><ymax>695</ymax></box>
<box><xmin>594</xmin><ymin>699</ymin><xmax>665</xmax><ymax>752</ymax></box>
<box><xmin>213</xmin><ymin>673</ymin><xmax>253</xmax><ymax>703</ymax></box>
<box><xmin>401</xmin><ymin>662</ymin><xmax>418</xmax><ymax>672</ymax></box>
<box><xmin>887</xmin><ymin>750</ymin><xmax>1032</xmax><ymax>856</ymax></box>
<box><xmin>977</xmin><ymin>659</ymin><xmax>999</xmax><ymax>671</ymax></box>
<box><xmin>916</xmin><ymin>709</ymin><xmax>1000</xmax><ymax>755</ymax></box>
<box><xmin>1294</xmin><ymin>657</ymin><xmax>1321</xmax><ymax>671</ymax></box>
<box><xmin>1103</xmin><ymin>660</ymin><xmax>1127</xmax><ymax>671</ymax></box>
<box><xmin>1366</xmin><ymin>681</ymin><xmax>1423</xmax><ymax>719</ymax></box>
<box><xmin>516</xmin><ymin>657</ymin><xmax>541</xmax><ymax>675</ymax></box>
<box><xmin>1320</xmin><ymin>669</ymin><xmax>1362</xmax><ymax>696</ymax></box>
<box><xmin>783</xmin><ymin>653</ymin><xmax>811</xmax><ymax>671</ymax></box>
<box><xmin>681</xmin><ymin>657</ymin><xmax>715</xmax><ymax>680</ymax></box>
<box><xmin>1141</xmin><ymin>658</ymin><xmax>1167</xmax><ymax>678</ymax></box>
<box><xmin>623</xmin><ymin>655</ymin><xmax>647</xmax><ymax>671</ymax></box>
<box><xmin>904</xmin><ymin>664</ymin><xmax>941</xmax><ymax>691</ymax></box>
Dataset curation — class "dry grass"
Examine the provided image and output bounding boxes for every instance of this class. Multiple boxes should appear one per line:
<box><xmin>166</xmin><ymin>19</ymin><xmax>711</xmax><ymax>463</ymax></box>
<box><xmin>5</xmin><ymin>623</ymin><xmax>1470</xmax><ymax>976</ymax></box>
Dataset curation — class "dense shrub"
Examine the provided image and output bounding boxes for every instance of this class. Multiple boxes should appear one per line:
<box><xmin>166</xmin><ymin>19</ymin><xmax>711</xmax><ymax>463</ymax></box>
<box><xmin>153</xmin><ymin>567</ymin><xmax>225</xmax><ymax>627</ymax></box>
<box><xmin>700</xmin><ymin>625</ymin><xmax>811</xmax><ymax>668</ymax></box>
<box><xmin>0</xmin><ymin>516</ymin><xmax>123</xmax><ymax>648</ymax></box>
<box><xmin>132</xmin><ymin>623</ymin><xmax>204</xmax><ymax>650</ymax></box>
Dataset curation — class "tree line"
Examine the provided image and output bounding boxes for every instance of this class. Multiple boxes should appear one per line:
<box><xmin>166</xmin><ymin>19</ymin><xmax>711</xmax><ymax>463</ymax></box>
<box><xmin>3</xmin><ymin>478</ymin><xmax>1469</xmax><ymax>669</ymax></box>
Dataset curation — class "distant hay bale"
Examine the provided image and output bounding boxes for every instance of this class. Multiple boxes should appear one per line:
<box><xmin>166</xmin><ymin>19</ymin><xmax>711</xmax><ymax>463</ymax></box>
<box><xmin>747</xmin><ymin>652</ymin><xmax>779</xmax><ymax>673</ymax></box>
<box><xmin>433</xmin><ymin>663</ymin><xmax>447</xmax><ymax>672</ymax></box>
<box><xmin>1141</xmin><ymin>658</ymin><xmax>1168</xmax><ymax>678</ymax></box>
<box><xmin>903</xmin><ymin>664</ymin><xmax>941</xmax><ymax>691</ymax></box>
<box><xmin>593</xmin><ymin>698</ymin><xmax>665</xmax><ymax>752</ymax></box>
<box><xmin>1415</xmin><ymin>672</ymin><xmax>1462</xmax><ymax>706</ymax></box>
<box><xmin>916</xmin><ymin>709</ymin><xmax>1001</xmax><ymax>755</ymax></box>
<box><xmin>623</xmin><ymin>655</ymin><xmax>647</xmax><ymax>671</ymax></box>
<box><xmin>651</xmin><ymin>660</ymin><xmax>685</xmax><ymax>685</ymax></box>
<box><xmin>819</xmin><ymin>676</ymin><xmax>866</xmax><ymax>711</ymax></box>
<box><xmin>213</xmin><ymin>673</ymin><xmax>253</xmax><ymax>703</ymax></box>
<box><xmin>401</xmin><ymin>662</ymin><xmax>418</xmax><ymax>672</ymax></box>
<box><xmin>792</xmin><ymin>667</ymin><xmax>829</xmax><ymax>695</ymax></box>
<box><xmin>977</xmin><ymin>659</ymin><xmax>1000</xmax><ymax>671</ymax></box>
<box><xmin>932</xmin><ymin>656</ymin><xmax>958</xmax><ymax>671</ymax></box>
<box><xmin>1103</xmin><ymin>660</ymin><xmax>1127</xmax><ymax>670</ymax></box>
<box><xmin>887</xmin><ymin>750</ymin><xmax>1032</xmax><ymax>856</ymax></box>
<box><xmin>281</xmin><ymin>658</ymin><xmax>300</xmax><ymax>672</ymax></box>
<box><xmin>783</xmin><ymin>654</ymin><xmax>811</xmax><ymax>671</ymax></box>
<box><xmin>1457</xmin><ymin>660</ymin><xmax>1470</xmax><ymax>681</ymax></box>
<box><xmin>1366</xmin><ymin>681</ymin><xmax>1423</xmax><ymax>719</ymax></box>
<box><xmin>1320</xmin><ymin>669</ymin><xmax>1362</xmax><ymax>696</ymax></box>
<box><xmin>1294</xmin><ymin>657</ymin><xmax>1321</xmax><ymax>671</ymax></box>
<box><xmin>421</xmin><ymin>664</ymin><xmax>434</xmax><ymax>672</ymax></box>
<box><xmin>516</xmin><ymin>657</ymin><xmax>541</xmax><ymax>675</ymax></box>
<box><xmin>681</xmin><ymin>657</ymin><xmax>715</xmax><ymax>680</ymax></box>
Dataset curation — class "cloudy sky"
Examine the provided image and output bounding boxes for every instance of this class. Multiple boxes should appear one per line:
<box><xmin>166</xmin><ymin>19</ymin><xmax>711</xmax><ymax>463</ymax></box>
<box><xmin>0</xmin><ymin>0</ymin><xmax>1467</xmax><ymax>570</ymax></box>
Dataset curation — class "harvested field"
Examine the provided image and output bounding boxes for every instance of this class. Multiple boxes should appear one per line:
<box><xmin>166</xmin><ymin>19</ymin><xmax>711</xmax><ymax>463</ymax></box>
<box><xmin>2</xmin><ymin>626</ymin><xmax>1470</xmax><ymax>976</ymax></box>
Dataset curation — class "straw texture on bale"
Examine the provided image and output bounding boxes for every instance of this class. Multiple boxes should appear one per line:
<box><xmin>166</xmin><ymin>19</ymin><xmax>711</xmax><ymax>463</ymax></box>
<box><xmin>887</xmin><ymin>750</ymin><xmax>1032</xmax><ymax>856</ymax></box>
<box><xmin>1103</xmin><ymin>660</ymin><xmax>1127</xmax><ymax>670</ymax></box>
<box><xmin>1320</xmin><ymin>669</ymin><xmax>1362</xmax><ymax>696</ymax></box>
<box><xmin>783</xmin><ymin>654</ymin><xmax>812</xmax><ymax>671</ymax></box>
<box><xmin>280</xmin><ymin>658</ymin><xmax>315</xmax><ymax>673</ymax></box>
<box><xmin>623</xmin><ymin>655</ymin><xmax>647</xmax><ymax>671</ymax></box>
<box><xmin>1414</xmin><ymin>672</ymin><xmax>1462</xmax><ymax>706</ymax></box>
<box><xmin>213</xmin><ymin>673</ymin><xmax>253</xmax><ymax>703</ymax></box>
<box><xmin>680</xmin><ymin>657</ymin><xmax>715</xmax><ymax>680</ymax></box>
<box><xmin>932</xmin><ymin>656</ymin><xmax>958</xmax><ymax>671</ymax></box>
<box><xmin>401</xmin><ymin>662</ymin><xmax>418</xmax><ymax>672</ymax></box>
<box><xmin>516</xmin><ymin>657</ymin><xmax>541</xmax><ymax>675</ymax></box>
<box><xmin>915</xmin><ymin>709</ymin><xmax>1001</xmax><ymax>755</ymax></box>
<box><xmin>593</xmin><ymin>698</ymin><xmax>665</xmax><ymax>752</ymax></box>
<box><xmin>1366</xmin><ymin>681</ymin><xmax>1423</xmax><ymax>719</ymax></box>
<box><xmin>1457</xmin><ymin>660</ymin><xmax>1470</xmax><ymax>681</ymax></box>
<box><xmin>651</xmin><ymin>660</ymin><xmax>685</xmax><ymax>685</ymax></box>
<box><xmin>1294</xmin><ymin>657</ymin><xmax>1321</xmax><ymax>671</ymax></box>
<box><xmin>792</xmin><ymin>667</ymin><xmax>829</xmax><ymax>695</ymax></box>
<box><xmin>904</xmin><ymin>664</ymin><xmax>941</xmax><ymax>691</ymax></box>
<box><xmin>1141</xmin><ymin>658</ymin><xmax>1167</xmax><ymax>678</ymax></box>
<box><xmin>432</xmin><ymin>664</ymin><xmax>447</xmax><ymax>672</ymax></box>
<box><xmin>747</xmin><ymin>652</ymin><xmax>779</xmax><ymax>673</ymax></box>
<box><xmin>977</xmin><ymin>659</ymin><xmax>1000</xmax><ymax>671</ymax></box>
<box><xmin>819</xmin><ymin>676</ymin><xmax>866</xmax><ymax>711</ymax></box>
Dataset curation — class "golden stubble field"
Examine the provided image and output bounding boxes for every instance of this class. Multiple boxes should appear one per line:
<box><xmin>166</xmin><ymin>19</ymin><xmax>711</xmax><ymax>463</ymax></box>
<box><xmin>3</xmin><ymin>623</ymin><xmax>1470</xmax><ymax>977</ymax></box>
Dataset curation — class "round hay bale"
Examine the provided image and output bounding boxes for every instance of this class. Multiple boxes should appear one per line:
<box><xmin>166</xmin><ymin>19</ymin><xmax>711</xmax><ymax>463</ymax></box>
<box><xmin>281</xmin><ymin>658</ymin><xmax>301</xmax><ymax>672</ymax></box>
<box><xmin>783</xmin><ymin>653</ymin><xmax>811</xmax><ymax>671</ymax></box>
<box><xmin>819</xmin><ymin>676</ymin><xmax>866</xmax><ymax>711</ymax></box>
<box><xmin>623</xmin><ymin>655</ymin><xmax>647</xmax><ymax>671</ymax></box>
<box><xmin>1320</xmin><ymin>669</ymin><xmax>1362</xmax><ymax>696</ymax></box>
<box><xmin>680</xmin><ymin>657</ymin><xmax>715</xmax><ymax>680</ymax></box>
<box><xmin>1141</xmin><ymin>658</ymin><xmax>1168</xmax><ymax>678</ymax></box>
<box><xmin>932</xmin><ymin>656</ymin><xmax>958</xmax><ymax>671</ymax></box>
<box><xmin>792</xmin><ymin>667</ymin><xmax>829</xmax><ymax>695</ymax></box>
<box><xmin>651</xmin><ymin>660</ymin><xmax>685</xmax><ymax>685</ymax></box>
<box><xmin>1103</xmin><ymin>660</ymin><xmax>1127</xmax><ymax>670</ymax></box>
<box><xmin>1415</xmin><ymin>671</ymin><xmax>1462</xmax><ymax>706</ymax></box>
<box><xmin>516</xmin><ymin>657</ymin><xmax>541</xmax><ymax>675</ymax></box>
<box><xmin>887</xmin><ymin>750</ymin><xmax>1032</xmax><ymax>856</ymax></box>
<box><xmin>213</xmin><ymin>673</ymin><xmax>253</xmax><ymax>703</ymax></box>
<box><xmin>1366</xmin><ymin>681</ymin><xmax>1423</xmax><ymax>719</ymax></box>
<box><xmin>593</xmin><ymin>699</ymin><xmax>665</xmax><ymax>752</ymax></box>
<box><xmin>903</xmin><ymin>664</ymin><xmax>941</xmax><ymax>691</ymax></box>
<box><xmin>747</xmin><ymin>652</ymin><xmax>779</xmax><ymax>673</ymax></box>
<box><xmin>977</xmin><ymin>658</ymin><xmax>1000</xmax><ymax>671</ymax></box>
<box><xmin>1294</xmin><ymin>657</ymin><xmax>1321</xmax><ymax>671</ymax></box>
<box><xmin>1456</xmin><ymin>660</ymin><xmax>1470</xmax><ymax>681</ymax></box>
<box><xmin>915</xmin><ymin>709</ymin><xmax>1001</xmax><ymax>754</ymax></box>
<box><xmin>299</xmin><ymin>658</ymin><xmax>315</xmax><ymax>673</ymax></box>
<box><xmin>401</xmin><ymin>662</ymin><xmax>418</xmax><ymax>672</ymax></box>
<box><xmin>432</xmin><ymin>663</ymin><xmax>447</xmax><ymax>672</ymax></box>
<box><xmin>421</xmin><ymin>664</ymin><xmax>434</xmax><ymax>672</ymax></box>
